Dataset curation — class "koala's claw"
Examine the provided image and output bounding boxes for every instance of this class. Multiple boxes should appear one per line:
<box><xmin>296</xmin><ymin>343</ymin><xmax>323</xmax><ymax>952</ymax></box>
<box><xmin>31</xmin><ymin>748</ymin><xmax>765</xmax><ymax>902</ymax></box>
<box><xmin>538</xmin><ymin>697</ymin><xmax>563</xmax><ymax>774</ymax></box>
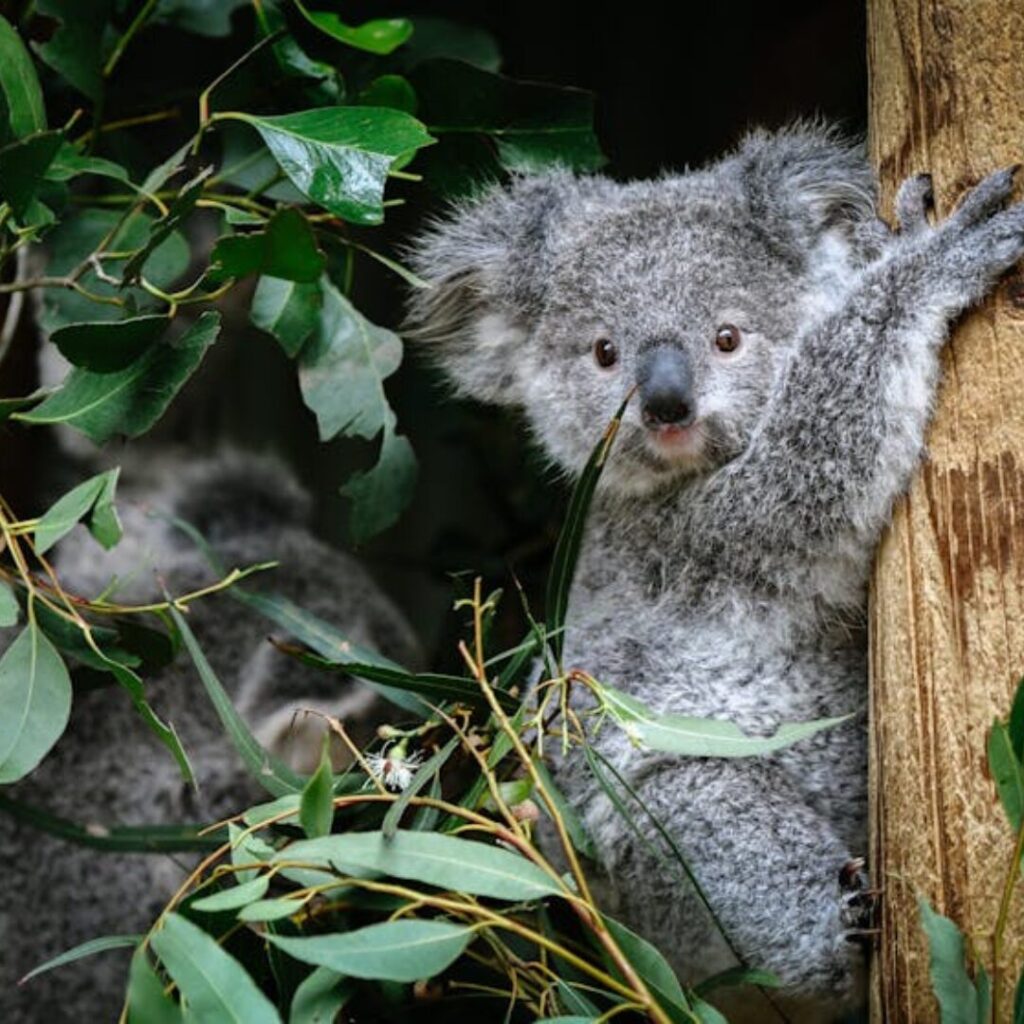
<box><xmin>896</xmin><ymin>173</ymin><xmax>933</xmax><ymax>235</ymax></box>
<box><xmin>838</xmin><ymin>858</ymin><xmax>878</xmax><ymax>944</ymax></box>
<box><xmin>949</xmin><ymin>165</ymin><xmax>1018</xmax><ymax>229</ymax></box>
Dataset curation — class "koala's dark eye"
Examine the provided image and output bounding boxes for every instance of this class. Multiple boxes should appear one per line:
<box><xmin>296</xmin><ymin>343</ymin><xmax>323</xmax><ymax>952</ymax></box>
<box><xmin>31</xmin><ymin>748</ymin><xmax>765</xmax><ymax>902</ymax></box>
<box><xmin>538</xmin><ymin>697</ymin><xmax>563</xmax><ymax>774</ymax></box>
<box><xmin>714</xmin><ymin>324</ymin><xmax>742</xmax><ymax>353</ymax></box>
<box><xmin>594</xmin><ymin>338</ymin><xmax>618</xmax><ymax>368</ymax></box>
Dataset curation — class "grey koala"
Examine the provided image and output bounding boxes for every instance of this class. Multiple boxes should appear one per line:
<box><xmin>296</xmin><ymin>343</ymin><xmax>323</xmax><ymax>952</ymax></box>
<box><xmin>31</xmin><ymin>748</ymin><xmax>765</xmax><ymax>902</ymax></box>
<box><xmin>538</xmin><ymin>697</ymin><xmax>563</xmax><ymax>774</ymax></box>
<box><xmin>0</xmin><ymin>450</ymin><xmax>421</xmax><ymax>1023</ymax></box>
<box><xmin>407</xmin><ymin>123</ymin><xmax>1024</xmax><ymax>1022</ymax></box>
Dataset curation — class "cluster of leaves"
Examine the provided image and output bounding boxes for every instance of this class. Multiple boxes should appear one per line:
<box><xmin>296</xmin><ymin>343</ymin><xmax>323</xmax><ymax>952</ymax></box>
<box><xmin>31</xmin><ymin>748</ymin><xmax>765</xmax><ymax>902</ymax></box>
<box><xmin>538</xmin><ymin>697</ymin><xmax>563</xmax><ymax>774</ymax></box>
<box><xmin>917</xmin><ymin>681</ymin><xmax>1024</xmax><ymax>1024</ymax></box>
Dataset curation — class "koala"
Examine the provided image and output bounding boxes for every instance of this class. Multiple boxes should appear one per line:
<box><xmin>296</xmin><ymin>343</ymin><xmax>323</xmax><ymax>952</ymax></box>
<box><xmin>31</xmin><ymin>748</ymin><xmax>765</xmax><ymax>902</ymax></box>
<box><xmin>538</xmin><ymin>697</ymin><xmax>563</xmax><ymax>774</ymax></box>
<box><xmin>407</xmin><ymin>123</ymin><xmax>1024</xmax><ymax>1022</ymax></box>
<box><xmin>0</xmin><ymin>450</ymin><xmax>421</xmax><ymax>1023</ymax></box>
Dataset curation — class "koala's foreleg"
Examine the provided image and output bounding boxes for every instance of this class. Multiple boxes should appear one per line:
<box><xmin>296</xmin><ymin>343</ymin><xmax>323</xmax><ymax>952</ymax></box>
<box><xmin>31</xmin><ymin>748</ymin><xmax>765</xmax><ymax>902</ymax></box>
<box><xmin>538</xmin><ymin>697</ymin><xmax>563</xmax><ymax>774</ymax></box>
<box><xmin>699</xmin><ymin>168</ymin><xmax>1024</xmax><ymax>572</ymax></box>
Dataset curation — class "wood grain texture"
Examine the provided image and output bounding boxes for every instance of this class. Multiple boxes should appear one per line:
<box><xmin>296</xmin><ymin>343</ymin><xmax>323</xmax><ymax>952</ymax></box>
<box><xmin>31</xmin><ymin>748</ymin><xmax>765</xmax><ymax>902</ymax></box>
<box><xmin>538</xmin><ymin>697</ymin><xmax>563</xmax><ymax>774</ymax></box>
<box><xmin>868</xmin><ymin>1</ymin><xmax>1024</xmax><ymax>1019</ymax></box>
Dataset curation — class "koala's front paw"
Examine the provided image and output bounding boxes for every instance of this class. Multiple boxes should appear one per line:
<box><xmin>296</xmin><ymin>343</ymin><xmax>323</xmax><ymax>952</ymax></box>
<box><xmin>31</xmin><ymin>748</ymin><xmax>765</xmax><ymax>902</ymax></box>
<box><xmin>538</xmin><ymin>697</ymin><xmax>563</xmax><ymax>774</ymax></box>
<box><xmin>839</xmin><ymin>857</ymin><xmax>879</xmax><ymax>948</ymax></box>
<box><xmin>906</xmin><ymin>166</ymin><xmax>1024</xmax><ymax>311</ymax></box>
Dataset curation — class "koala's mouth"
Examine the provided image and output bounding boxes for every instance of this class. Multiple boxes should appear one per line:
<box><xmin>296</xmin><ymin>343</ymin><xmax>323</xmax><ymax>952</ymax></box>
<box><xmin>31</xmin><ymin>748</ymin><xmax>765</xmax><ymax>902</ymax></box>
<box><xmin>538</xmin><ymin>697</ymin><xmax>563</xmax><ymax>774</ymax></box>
<box><xmin>644</xmin><ymin>419</ymin><xmax>707</xmax><ymax>464</ymax></box>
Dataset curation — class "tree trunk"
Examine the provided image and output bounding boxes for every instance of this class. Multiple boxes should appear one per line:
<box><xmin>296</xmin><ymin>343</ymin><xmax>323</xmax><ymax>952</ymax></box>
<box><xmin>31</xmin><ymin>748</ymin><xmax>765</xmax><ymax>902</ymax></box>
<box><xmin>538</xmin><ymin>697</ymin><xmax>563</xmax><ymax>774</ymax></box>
<box><xmin>867</xmin><ymin>2</ymin><xmax>1024</xmax><ymax>1020</ymax></box>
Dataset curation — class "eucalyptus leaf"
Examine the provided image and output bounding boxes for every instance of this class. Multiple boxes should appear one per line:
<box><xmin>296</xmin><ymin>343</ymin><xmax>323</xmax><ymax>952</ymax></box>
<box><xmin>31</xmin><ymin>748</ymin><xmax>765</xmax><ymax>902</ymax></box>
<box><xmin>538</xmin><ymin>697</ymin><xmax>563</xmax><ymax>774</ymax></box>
<box><xmin>919</xmin><ymin>896</ymin><xmax>987</xmax><ymax>1024</ymax></box>
<box><xmin>0</xmin><ymin>130</ymin><xmax>62</xmax><ymax>216</ymax></box>
<box><xmin>154</xmin><ymin>0</ymin><xmax>249</xmax><ymax>36</ymax></box>
<box><xmin>533</xmin><ymin>758</ymin><xmax>595</xmax><ymax>859</ymax></box>
<box><xmin>292</xmin><ymin>2</ymin><xmax>412</xmax><ymax>55</ymax></box>
<box><xmin>341</xmin><ymin>429</ymin><xmax>417</xmax><ymax>543</ymax></box>
<box><xmin>208</xmin><ymin>208</ymin><xmax>325</xmax><ymax>283</ymax></box>
<box><xmin>0</xmin><ymin>623</ymin><xmax>72</xmax><ymax>783</ymax></box>
<box><xmin>229</xmin><ymin>822</ymin><xmax>276</xmax><ymax>884</ymax></box>
<box><xmin>34</xmin><ymin>468</ymin><xmax>122</xmax><ymax>554</ymax></box>
<box><xmin>221</xmin><ymin>108</ymin><xmax>433</xmax><ymax>225</ymax></box>
<box><xmin>52</xmin><ymin>315</ymin><xmax>169</xmax><ymax>372</ymax></box>
<box><xmin>127</xmin><ymin>948</ymin><xmax>183</xmax><ymax>1024</ymax></box>
<box><xmin>20</xmin><ymin>934</ymin><xmax>140</xmax><ymax>984</ymax></box>
<box><xmin>603</xmin><ymin>915</ymin><xmax>690</xmax><ymax>1012</ymax></box>
<box><xmin>277</xmin><ymin>829</ymin><xmax>560</xmax><ymax>900</ymax></box>
<box><xmin>598</xmin><ymin>682</ymin><xmax>850</xmax><ymax>758</ymax></box>
<box><xmin>290</xmin><ymin>966</ymin><xmax>353</xmax><ymax>1024</ymax></box>
<box><xmin>693</xmin><ymin>966</ymin><xmax>781</xmax><ymax>996</ymax></box>
<box><xmin>299</xmin><ymin>737</ymin><xmax>335</xmax><ymax>839</ymax></box>
<box><xmin>0</xmin><ymin>14</ymin><xmax>46</xmax><ymax>141</ymax></box>
<box><xmin>383</xmin><ymin>736</ymin><xmax>459</xmax><ymax>838</ymax></box>
<box><xmin>989</xmin><ymin>719</ymin><xmax>1024</xmax><ymax>830</ymax></box>
<box><xmin>17</xmin><ymin>312</ymin><xmax>220</xmax><ymax>443</ymax></box>
<box><xmin>250</xmin><ymin>276</ymin><xmax>321</xmax><ymax>358</ymax></box>
<box><xmin>32</xmin><ymin>0</ymin><xmax>113</xmax><ymax>101</ymax></box>
<box><xmin>151</xmin><ymin>913</ymin><xmax>283</xmax><ymax>1024</ymax></box>
<box><xmin>238</xmin><ymin>897</ymin><xmax>308</xmax><ymax>922</ymax></box>
<box><xmin>358</xmin><ymin>75</ymin><xmax>418</xmax><ymax>114</ymax></box>
<box><xmin>1009</xmin><ymin>675</ymin><xmax>1024</xmax><ymax>762</ymax></box>
<box><xmin>0</xmin><ymin>581</ymin><xmax>19</xmax><ymax>627</ymax></box>
<box><xmin>45</xmin><ymin>142</ymin><xmax>130</xmax><ymax>183</ymax></box>
<box><xmin>691</xmin><ymin>997</ymin><xmax>730</xmax><ymax>1024</ymax></box>
<box><xmin>1014</xmin><ymin>964</ymin><xmax>1024</xmax><ymax>1024</ymax></box>
<box><xmin>192</xmin><ymin>875</ymin><xmax>270</xmax><ymax>913</ymax></box>
<box><xmin>268</xmin><ymin>920</ymin><xmax>470</xmax><ymax>982</ymax></box>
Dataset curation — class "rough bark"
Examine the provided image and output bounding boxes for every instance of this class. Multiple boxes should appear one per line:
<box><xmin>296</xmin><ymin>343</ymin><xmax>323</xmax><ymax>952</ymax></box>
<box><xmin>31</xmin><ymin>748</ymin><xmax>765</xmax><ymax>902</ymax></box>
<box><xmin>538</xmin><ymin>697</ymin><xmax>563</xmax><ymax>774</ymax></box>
<box><xmin>867</xmin><ymin>2</ymin><xmax>1024</xmax><ymax>1020</ymax></box>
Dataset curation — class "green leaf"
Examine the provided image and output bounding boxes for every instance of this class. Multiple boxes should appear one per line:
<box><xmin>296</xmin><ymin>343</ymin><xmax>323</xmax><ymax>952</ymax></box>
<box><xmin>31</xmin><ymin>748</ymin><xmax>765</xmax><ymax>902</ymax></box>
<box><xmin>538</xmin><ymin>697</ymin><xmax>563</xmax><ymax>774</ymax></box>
<box><xmin>0</xmin><ymin>623</ymin><xmax>72</xmax><ymax>783</ymax></box>
<box><xmin>413</xmin><ymin>59</ymin><xmax>605</xmax><ymax>173</ymax></box>
<box><xmin>255</xmin><ymin>0</ymin><xmax>340</xmax><ymax>100</ymax></box>
<box><xmin>209</xmin><ymin>208</ymin><xmax>325</xmax><ymax>284</ymax></box>
<box><xmin>919</xmin><ymin>896</ymin><xmax>984</xmax><ymax>1024</ymax></box>
<box><xmin>292</xmin><ymin>2</ymin><xmax>412</xmax><ymax>55</ymax></box>
<box><xmin>168</xmin><ymin>598</ymin><xmax>304</xmax><ymax>798</ymax></box>
<box><xmin>192</xmin><ymin>875</ymin><xmax>270</xmax><ymax>913</ymax></box>
<box><xmin>222</xmin><ymin>108</ymin><xmax>434</xmax><ymax>225</ymax></box>
<box><xmin>536</xmin><ymin>1018</ymin><xmax>598</xmax><ymax>1023</ymax></box>
<box><xmin>229</xmin><ymin>822</ymin><xmax>276</xmax><ymax>884</ymax></box>
<box><xmin>400</xmin><ymin>18</ymin><xmax>500</xmax><ymax>73</ymax></box>
<box><xmin>52</xmin><ymin>315</ymin><xmax>169</xmax><ymax>372</ymax></box>
<box><xmin>1014</xmin><ymin>964</ymin><xmax>1024</xmax><ymax>1024</ymax></box>
<box><xmin>0</xmin><ymin>130</ymin><xmax>62</xmax><ymax>216</ymax></box>
<box><xmin>383</xmin><ymin>736</ymin><xmax>459</xmax><ymax>838</ymax></box>
<box><xmin>691</xmin><ymin>997</ymin><xmax>729</xmax><ymax>1024</ymax></box>
<box><xmin>127</xmin><ymin>948</ymin><xmax>183</xmax><ymax>1024</ymax></box>
<box><xmin>533</xmin><ymin>758</ymin><xmax>595</xmax><ymax>859</ymax></box>
<box><xmin>17</xmin><ymin>311</ymin><xmax>220</xmax><ymax>443</ymax></box>
<box><xmin>45</xmin><ymin>141</ymin><xmax>129</xmax><ymax>183</ymax></box>
<box><xmin>122</xmin><ymin>167</ymin><xmax>210</xmax><ymax>284</ymax></box>
<box><xmin>243</xmin><ymin>793</ymin><xmax>301</xmax><ymax>827</ymax></box>
<box><xmin>603</xmin><ymin>915</ymin><xmax>690</xmax><ymax>1012</ymax></box>
<box><xmin>238</xmin><ymin>897</ymin><xmax>308</xmax><ymax>922</ymax></box>
<box><xmin>250</xmin><ymin>276</ymin><xmax>321</xmax><ymax>358</ymax></box>
<box><xmin>34</xmin><ymin>469</ymin><xmax>122</xmax><ymax>555</ymax></box>
<box><xmin>1009</xmin><ymin>676</ymin><xmax>1024</xmax><ymax>762</ymax></box>
<box><xmin>693</xmin><ymin>966</ymin><xmax>781</xmax><ymax>996</ymax></box>
<box><xmin>268</xmin><ymin>920</ymin><xmax>470</xmax><ymax>982</ymax></box>
<box><xmin>358</xmin><ymin>75</ymin><xmax>417</xmax><ymax>114</ymax></box>
<box><xmin>33</xmin><ymin>0</ymin><xmax>113</xmax><ymax>101</ymax></box>
<box><xmin>300</xmin><ymin>281</ymin><xmax>416</xmax><ymax>540</ymax></box>
<box><xmin>20</xmin><ymin>934</ymin><xmax>140</xmax><ymax>984</ymax></box>
<box><xmin>0</xmin><ymin>392</ymin><xmax>48</xmax><ymax>422</ymax></box>
<box><xmin>151</xmin><ymin>913</ymin><xmax>283</xmax><ymax>1024</ymax></box>
<box><xmin>989</xmin><ymin>719</ymin><xmax>1024</xmax><ymax>830</ymax></box>
<box><xmin>597</xmin><ymin>682</ymin><xmax>850</xmax><ymax>758</ymax></box>
<box><xmin>154</xmin><ymin>0</ymin><xmax>249</xmax><ymax>36</ymax></box>
<box><xmin>0</xmin><ymin>15</ymin><xmax>46</xmax><ymax>142</ymax></box>
<box><xmin>546</xmin><ymin>396</ymin><xmax>629</xmax><ymax>664</ymax></box>
<box><xmin>0</xmin><ymin>580</ymin><xmax>19</xmax><ymax>627</ymax></box>
<box><xmin>299</xmin><ymin>736</ymin><xmax>334</xmax><ymax>839</ymax></box>
<box><xmin>289</xmin><ymin>966</ymin><xmax>352</xmax><ymax>1024</ymax></box>
<box><xmin>277</xmin><ymin>829</ymin><xmax>561</xmax><ymax>900</ymax></box>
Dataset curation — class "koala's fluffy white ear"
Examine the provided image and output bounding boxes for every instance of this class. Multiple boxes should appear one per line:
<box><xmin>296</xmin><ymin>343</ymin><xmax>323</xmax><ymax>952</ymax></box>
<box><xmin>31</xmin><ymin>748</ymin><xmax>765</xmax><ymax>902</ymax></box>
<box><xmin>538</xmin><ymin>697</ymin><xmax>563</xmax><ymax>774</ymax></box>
<box><xmin>734</xmin><ymin>123</ymin><xmax>880</xmax><ymax>259</ymax></box>
<box><xmin>404</xmin><ymin>171</ymin><xmax>584</xmax><ymax>405</ymax></box>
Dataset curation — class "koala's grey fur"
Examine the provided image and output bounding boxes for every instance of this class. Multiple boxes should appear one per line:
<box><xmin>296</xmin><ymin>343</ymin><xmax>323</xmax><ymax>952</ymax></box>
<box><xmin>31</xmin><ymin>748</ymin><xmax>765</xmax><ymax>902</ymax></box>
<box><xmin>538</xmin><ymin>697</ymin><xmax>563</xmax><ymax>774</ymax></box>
<box><xmin>407</xmin><ymin>123</ymin><xmax>1024</xmax><ymax>1022</ymax></box>
<box><xmin>0</xmin><ymin>450</ymin><xmax>421</xmax><ymax>1023</ymax></box>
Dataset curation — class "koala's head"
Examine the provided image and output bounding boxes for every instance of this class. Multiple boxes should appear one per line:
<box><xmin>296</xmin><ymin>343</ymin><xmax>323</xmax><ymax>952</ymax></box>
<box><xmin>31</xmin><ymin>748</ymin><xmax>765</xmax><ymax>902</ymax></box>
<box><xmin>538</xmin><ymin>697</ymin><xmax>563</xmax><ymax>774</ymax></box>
<box><xmin>407</xmin><ymin>125</ymin><xmax>882</xmax><ymax>496</ymax></box>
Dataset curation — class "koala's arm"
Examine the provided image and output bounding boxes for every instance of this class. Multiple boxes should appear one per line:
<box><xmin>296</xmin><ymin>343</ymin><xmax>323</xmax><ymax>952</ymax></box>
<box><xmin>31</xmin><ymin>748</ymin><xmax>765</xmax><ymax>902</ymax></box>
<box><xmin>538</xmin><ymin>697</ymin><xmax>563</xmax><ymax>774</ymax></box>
<box><xmin>697</xmin><ymin>169</ymin><xmax>1024</xmax><ymax>576</ymax></box>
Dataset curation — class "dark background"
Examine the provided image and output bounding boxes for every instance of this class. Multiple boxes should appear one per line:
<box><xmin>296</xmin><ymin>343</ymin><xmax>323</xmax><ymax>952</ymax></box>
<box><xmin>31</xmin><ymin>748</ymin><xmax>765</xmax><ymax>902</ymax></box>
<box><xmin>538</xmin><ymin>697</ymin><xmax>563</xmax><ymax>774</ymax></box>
<box><xmin>0</xmin><ymin>1</ymin><xmax>868</xmax><ymax>666</ymax></box>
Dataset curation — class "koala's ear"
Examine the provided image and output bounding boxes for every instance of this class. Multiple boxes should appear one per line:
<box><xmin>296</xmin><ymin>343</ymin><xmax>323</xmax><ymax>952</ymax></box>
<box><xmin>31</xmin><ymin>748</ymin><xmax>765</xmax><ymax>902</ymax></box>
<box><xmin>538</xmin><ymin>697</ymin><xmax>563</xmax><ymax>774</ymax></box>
<box><xmin>733</xmin><ymin>123</ymin><xmax>880</xmax><ymax>258</ymax></box>
<box><xmin>404</xmin><ymin>171</ymin><xmax>590</xmax><ymax>405</ymax></box>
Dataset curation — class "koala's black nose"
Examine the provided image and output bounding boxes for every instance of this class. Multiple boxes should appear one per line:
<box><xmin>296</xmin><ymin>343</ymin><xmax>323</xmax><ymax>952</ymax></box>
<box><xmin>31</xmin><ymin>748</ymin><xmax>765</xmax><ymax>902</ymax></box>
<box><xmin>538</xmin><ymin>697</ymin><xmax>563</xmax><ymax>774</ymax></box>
<box><xmin>638</xmin><ymin>344</ymin><xmax>695</xmax><ymax>428</ymax></box>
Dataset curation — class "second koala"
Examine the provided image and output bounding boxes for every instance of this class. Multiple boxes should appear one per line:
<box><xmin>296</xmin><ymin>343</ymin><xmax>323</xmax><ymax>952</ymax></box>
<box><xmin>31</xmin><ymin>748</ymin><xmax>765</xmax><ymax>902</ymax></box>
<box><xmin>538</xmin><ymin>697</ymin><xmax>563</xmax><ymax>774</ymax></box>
<box><xmin>407</xmin><ymin>124</ymin><xmax>1024</xmax><ymax>1021</ymax></box>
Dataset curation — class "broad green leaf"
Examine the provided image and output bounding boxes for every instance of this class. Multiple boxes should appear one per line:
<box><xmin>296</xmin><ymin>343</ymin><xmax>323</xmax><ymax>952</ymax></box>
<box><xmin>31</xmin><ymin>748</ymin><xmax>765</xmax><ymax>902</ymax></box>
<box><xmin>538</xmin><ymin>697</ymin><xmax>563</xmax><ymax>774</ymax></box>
<box><xmin>533</xmin><ymin>758</ymin><xmax>595</xmax><ymax>858</ymax></box>
<box><xmin>154</xmin><ymin>0</ymin><xmax>248</xmax><ymax>36</ymax></box>
<box><xmin>255</xmin><ymin>0</ymin><xmax>340</xmax><ymax>101</ymax></box>
<box><xmin>693</xmin><ymin>966</ymin><xmax>781</xmax><ymax>996</ymax></box>
<box><xmin>691</xmin><ymin>998</ymin><xmax>729</xmax><ymax>1024</ymax></box>
<box><xmin>0</xmin><ymin>15</ymin><xmax>46</xmax><ymax>142</ymax></box>
<box><xmin>383</xmin><ymin>736</ymin><xmax>459</xmax><ymax>838</ymax></box>
<box><xmin>221</xmin><ymin>108</ymin><xmax>434</xmax><ymax>225</ymax></box>
<box><xmin>919</xmin><ymin>896</ymin><xmax>985</xmax><ymax>1024</ymax></box>
<box><xmin>293</xmin><ymin>2</ymin><xmax>412</xmax><ymax>55</ymax></box>
<box><xmin>209</xmin><ymin>208</ymin><xmax>324</xmax><ymax>283</ymax></box>
<box><xmin>52</xmin><ymin>316</ymin><xmax>169</xmax><ymax>372</ymax></box>
<box><xmin>0</xmin><ymin>392</ymin><xmax>48</xmax><ymax>422</ymax></box>
<box><xmin>598</xmin><ymin>682</ymin><xmax>850</xmax><ymax>758</ymax></box>
<box><xmin>0</xmin><ymin>580</ymin><xmax>18</xmax><ymax>627</ymax></box>
<box><xmin>251</xmin><ymin>276</ymin><xmax>321</xmax><ymax>358</ymax></box>
<box><xmin>603</xmin><ymin>915</ymin><xmax>690</xmax><ymax>1012</ymax></box>
<box><xmin>299</xmin><ymin>737</ymin><xmax>335</xmax><ymax>839</ymax></box>
<box><xmin>32</xmin><ymin>0</ymin><xmax>113</xmax><ymax>101</ymax></box>
<box><xmin>358</xmin><ymin>75</ymin><xmax>417</xmax><ymax>114</ymax></box>
<box><xmin>0</xmin><ymin>623</ymin><xmax>72</xmax><ymax>783</ymax></box>
<box><xmin>192</xmin><ymin>875</ymin><xmax>270</xmax><ymax>913</ymax></box>
<box><xmin>277</xmin><ymin>829</ymin><xmax>561</xmax><ymax>900</ymax></box>
<box><xmin>1009</xmin><ymin>676</ymin><xmax>1024</xmax><ymax>762</ymax></box>
<box><xmin>17</xmin><ymin>311</ymin><xmax>219</xmax><ymax>443</ymax></box>
<box><xmin>412</xmin><ymin>59</ymin><xmax>605</xmax><ymax>173</ymax></box>
<box><xmin>229</xmin><ymin>822</ymin><xmax>276</xmax><ymax>884</ymax></box>
<box><xmin>300</xmin><ymin>282</ymin><xmax>416</xmax><ymax>539</ymax></box>
<box><xmin>290</xmin><ymin>966</ymin><xmax>352</xmax><ymax>1024</ymax></box>
<box><xmin>122</xmin><ymin>167</ymin><xmax>210</xmax><ymax>284</ymax></box>
<box><xmin>555</xmin><ymin>979</ymin><xmax>602</xmax><ymax>1017</ymax></box>
<box><xmin>0</xmin><ymin>130</ymin><xmax>62</xmax><ymax>216</ymax></box>
<box><xmin>268</xmin><ymin>920</ymin><xmax>470</xmax><ymax>982</ymax></box>
<box><xmin>168</xmin><ymin>599</ymin><xmax>304</xmax><ymax>798</ymax></box>
<box><xmin>151</xmin><ymin>913</ymin><xmax>283</xmax><ymax>1024</ymax></box>
<box><xmin>238</xmin><ymin>897</ymin><xmax>308</xmax><ymax>922</ymax></box>
<box><xmin>20</xmin><ymin>934</ymin><xmax>140</xmax><ymax>983</ymax></box>
<box><xmin>989</xmin><ymin>719</ymin><xmax>1024</xmax><ymax>830</ymax></box>
<box><xmin>34</xmin><ymin>468</ymin><xmax>122</xmax><ymax>554</ymax></box>
<box><xmin>399</xmin><ymin>18</ymin><xmax>501</xmax><ymax>73</ymax></box>
<box><xmin>546</xmin><ymin>395</ymin><xmax>629</xmax><ymax>664</ymax></box>
<box><xmin>45</xmin><ymin>142</ymin><xmax>129</xmax><ymax>183</ymax></box>
<box><xmin>127</xmin><ymin>948</ymin><xmax>183</xmax><ymax>1024</ymax></box>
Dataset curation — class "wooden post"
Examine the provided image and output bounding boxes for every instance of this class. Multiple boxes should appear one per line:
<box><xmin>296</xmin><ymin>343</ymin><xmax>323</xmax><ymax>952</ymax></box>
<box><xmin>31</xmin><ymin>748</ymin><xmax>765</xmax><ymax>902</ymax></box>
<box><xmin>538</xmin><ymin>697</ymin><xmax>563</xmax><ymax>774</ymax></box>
<box><xmin>868</xmin><ymin>1</ymin><xmax>1024</xmax><ymax>1019</ymax></box>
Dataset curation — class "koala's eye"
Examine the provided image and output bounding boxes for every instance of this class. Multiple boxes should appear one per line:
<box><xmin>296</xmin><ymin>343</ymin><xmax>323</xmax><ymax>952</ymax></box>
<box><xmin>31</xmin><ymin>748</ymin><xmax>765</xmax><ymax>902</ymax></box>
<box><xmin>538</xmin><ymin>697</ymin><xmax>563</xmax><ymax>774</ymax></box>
<box><xmin>714</xmin><ymin>324</ymin><xmax>742</xmax><ymax>353</ymax></box>
<box><xmin>594</xmin><ymin>338</ymin><xmax>619</xmax><ymax>368</ymax></box>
